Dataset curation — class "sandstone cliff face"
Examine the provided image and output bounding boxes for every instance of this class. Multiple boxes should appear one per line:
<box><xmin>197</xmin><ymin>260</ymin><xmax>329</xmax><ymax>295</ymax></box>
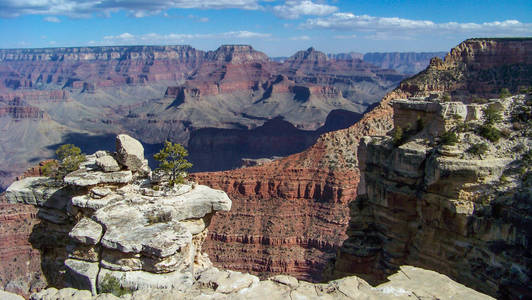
<box><xmin>331</xmin><ymin>39</ymin><xmax>532</xmax><ymax>299</ymax></box>
<box><xmin>0</xmin><ymin>199</ymin><xmax>43</xmax><ymax>298</ymax></box>
<box><xmin>334</xmin><ymin>95</ymin><xmax>531</xmax><ymax>299</ymax></box>
<box><xmin>400</xmin><ymin>38</ymin><xmax>532</xmax><ymax>96</ymax></box>
<box><xmin>191</xmin><ymin>90</ymin><xmax>401</xmax><ymax>281</ymax></box>
<box><xmin>2</xmin><ymin>136</ymin><xmax>494</xmax><ymax>300</ymax></box>
<box><xmin>193</xmin><ymin>38</ymin><xmax>532</xmax><ymax>289</ymax></box>
<box><xmin>0</xmin><ymin>45</ymin><xmax>205</xmax><ymax>88</ymax></box>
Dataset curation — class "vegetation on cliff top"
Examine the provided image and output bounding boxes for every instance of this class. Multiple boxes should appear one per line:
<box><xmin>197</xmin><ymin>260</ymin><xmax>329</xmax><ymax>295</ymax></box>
<box><xmin>42</xmin><ymin>144</ymin><xmax>86</xmax><ymax>181</ymax></box>
<box><xmin>154</xmin><ymin>141</ymin><xmax>193</xmax><ymax>186</ymax></box>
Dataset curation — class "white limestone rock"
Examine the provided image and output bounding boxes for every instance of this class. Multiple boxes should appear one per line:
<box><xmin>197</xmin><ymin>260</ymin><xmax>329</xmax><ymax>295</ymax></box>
<box><xmin>97</xmin><ymin>268</ymin><xmax>194</xmax><ymax>292</ymax></box>
<box><xmin>268</xmin><ymin>274</ymin><xmax>299</xmax><ymax>289</ymax></box>
<box><xmin>94</xmin><ymin>202</ymin><xmax>192</xmax><ymax>258</ymax></box>
<box><xmin>116</xmin><ymin>134</ymin><xmax>145</xmax><ymax>172</ymax></box>
<box><xmin>374</xmin><ymin>265</ymin><xmax>494</xmax><ymax>300</ymax></box>
<box><xmin>95</xmin><ymin>150</ymin><xmax>109</xmax><ymax>158</ymax></box>
<box><xmin>90</xmin><ymin>187</ymin><xmax>112</xmax><ymax>199</ymax></box>
<box><xmin>195</xmin><ymin>268</ymin><xmax>259</xmax><ymax>294</ymax></box>
<box><xmin>5</xmin><ymin>177</ymin><xmax>70</xmax><ymax>209</ymax></box>
<box><xmin>64</xmin><ymin>170</ymin><xmax>132</xmax><ymax>187</ymax></box>
<box><xmin>0</xmin><ymin>289</ymin><xmax>25</xmax><ymax>300</ymax></box>
<box><xmin>69</xmin><ymin>217</ymin><xmax>103</xmax><ymax>245</ymax></box>
<box><xmin>65</xmin><ymin>259</ymin><xmax>99</xmax><ymax>295</ymax></box>
<box><xmin>72</xmin><ymin>194</ymin><xmax>124</xmax><ymax>210</ymax></box>
<box><xmin>96</xmin><ymin>155</ymin><xmax>121</xmax><ymax>172</ymax></box>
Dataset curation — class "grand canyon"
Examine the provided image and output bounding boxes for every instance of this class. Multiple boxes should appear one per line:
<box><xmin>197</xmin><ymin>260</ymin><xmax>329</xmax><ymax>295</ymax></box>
<box><xmin>1</xmin><ymin>37</ymin><xmax>530</xmax><ymax>299</ymax></box>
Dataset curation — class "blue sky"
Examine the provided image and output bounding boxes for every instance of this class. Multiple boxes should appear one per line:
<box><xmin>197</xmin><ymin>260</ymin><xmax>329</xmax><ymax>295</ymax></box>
<box><xmin>0</xmin><ymin>0</ymin><xmax>530</xmax><ymax>56</ymax></box>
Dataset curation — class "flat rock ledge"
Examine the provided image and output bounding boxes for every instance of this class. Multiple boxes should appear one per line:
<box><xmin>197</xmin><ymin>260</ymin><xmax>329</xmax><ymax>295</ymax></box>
<box><xmin>30</xmin><ymin>266</ymin><xmax>494</xmax><ymax>300</ymax></box>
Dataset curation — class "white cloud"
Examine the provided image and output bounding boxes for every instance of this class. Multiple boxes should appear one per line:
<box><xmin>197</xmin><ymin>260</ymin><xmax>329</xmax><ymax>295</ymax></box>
<box><xmin>0</xmin><ymin>0</ymin><xmax>264</xmax><ymax>18</ymax></box>
<box><xmin>44</xmin><ymin>16</ymin><xmax>60</xmax><ymax>23</ymax></box>
<box><xmin>97</xmin><ymin>31</ymin><xmax>271</xmax><ymax>45</ymax></box>
<box><xmin>290</xmin><ymin>35</ymin><xmax>311</xmax><ymax>40</ymax></box>
<box><xmin>273</xmin><ymin>0</ymin><xmax>337</xmax><ymax>19</ymax></box>
<box><xmin>303</xmin><ymin>13</ymin><xmax>532</xmax><ymax>37</ymax></box>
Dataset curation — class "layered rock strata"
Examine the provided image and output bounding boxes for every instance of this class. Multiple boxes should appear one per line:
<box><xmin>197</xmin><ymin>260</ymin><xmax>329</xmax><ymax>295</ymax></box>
<box><xmin>193</xmin><ymin>38</ymin><xmax>532</xmax><ymax>286</ymax></box>
<box><xmin>0</xmin><ymin>44</ymin><xmax>407</xmax><ymax>192</ymax></box>
<box><xmin>4</xmin><ymin>134</ymin><xmax>231</xmax><ymax>295</ymax></box>
<box><xmin>334</xmin><ymin>95</ymin><xmax>532</xmax><ymax>298</ymax></box>
<box><xmin>191</xmin><ymin>90</ymin><xmax>400</xmax><ymax>281</ymax></box>
<box><xmin>2</xmin><ymin>135</ymin><xmax>494</xmax><ymax>300</ymax></box>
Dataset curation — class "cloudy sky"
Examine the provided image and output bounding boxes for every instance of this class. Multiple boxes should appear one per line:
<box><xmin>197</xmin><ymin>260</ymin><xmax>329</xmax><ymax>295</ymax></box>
<box><xmin>0</xmin><ymin>0</ymin><xmax>530</xmax><ymax>56</ymax></box>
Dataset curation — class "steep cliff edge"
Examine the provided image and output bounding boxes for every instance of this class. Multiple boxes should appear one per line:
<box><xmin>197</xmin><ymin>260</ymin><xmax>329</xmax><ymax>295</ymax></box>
<box><xmin>332</xmin><ymin>39</ymin><xmax>532</xmax><ymax>299</ymax></box>
<box><xmin>193</xmin><ymin>38</ymin><xmax>532</xmax><ymax>285</ymax></box>
<box><xmin>191</xmin><ymin>90</ymin><xmax>402</xmax><ymax>280</ymax></box>
<box><xmin>2</xmin><ymin>135</ymin><xmax>493</xmax><ymax>300</ymax></box>
<box><xmin>3</xmin><ymin>134</ymin><xmax>232</xmax><ymax>296</ymax></box>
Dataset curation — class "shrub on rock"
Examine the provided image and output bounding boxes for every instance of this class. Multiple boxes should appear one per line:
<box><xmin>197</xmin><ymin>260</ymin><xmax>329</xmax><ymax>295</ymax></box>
<box><xmin>154</xmin><ymin>141</ymin><xmax>193</xmax><ymax>186</ymax></box>
<box><xmin>43</xmin><ymin>144</ymin><xmax>86</xmax><ymax>181</ymax></box>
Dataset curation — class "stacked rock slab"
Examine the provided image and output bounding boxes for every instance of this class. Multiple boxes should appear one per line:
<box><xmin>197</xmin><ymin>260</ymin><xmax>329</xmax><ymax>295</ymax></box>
<box><xmin>334</xmin><ymin>95</ymin><xmax>532</xmax><ymax>298</ymax></box>
<box><xmin>5</xmin><ymin>134</ymin><xmax>232</xmax><ymax>295</ymax></box>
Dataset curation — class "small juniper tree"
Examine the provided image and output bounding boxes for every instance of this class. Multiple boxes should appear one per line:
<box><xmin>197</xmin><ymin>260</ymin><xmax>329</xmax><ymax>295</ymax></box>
<box><xmin>43</xmin><ymin>144</ymin><xmax>86</xmax><ymax>181</ymax></box>
<box><xmin>154</xmin><ymin>141</ymin><xmax>193</xmax><ymax>186</ymax></box>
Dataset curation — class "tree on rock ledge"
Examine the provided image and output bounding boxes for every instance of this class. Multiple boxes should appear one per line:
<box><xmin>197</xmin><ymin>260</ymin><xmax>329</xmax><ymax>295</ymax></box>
<box><xmin>42</xmin><ymin>144</ymin><xmax>86</xmax><ymax>181</ymax></box>
<box><xmin>154</xmin><ymin>141</ymin><xmax>193</xmax><ymax>186</ymax></box>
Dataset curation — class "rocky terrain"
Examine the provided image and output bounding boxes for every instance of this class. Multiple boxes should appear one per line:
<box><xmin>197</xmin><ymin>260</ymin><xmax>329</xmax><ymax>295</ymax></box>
<box><xmin>333</xmin><ymin>93</ymin><xmax>532</xmax><ymax>299</ymax></box>
<box><xmin>0</xmin><ymin>46</ymin><xmax>447</xmax><ymax>190</ymax></box>
<box><xmin>193</xmin><ymin>38</ymin><xmax>532</xmax><ymax>296</ymax></box>
<box><xmin>1</xmin><ymin>135</ymin><xmax>493</xmax><ymax>299</ymax></box>
<box><xmin>0</xmin><ymin>44</ymin><xmax>410</xmax><ymax>191</ymax></box>
<box><xmin>1</xmin><ymin>38</ymin><xmax>529</xmax><ymax>299</ymax></box>
<box><xmin>3</xmin><ymin>134</ymin><xmax>231</xmax><ymax>295</ymax></box>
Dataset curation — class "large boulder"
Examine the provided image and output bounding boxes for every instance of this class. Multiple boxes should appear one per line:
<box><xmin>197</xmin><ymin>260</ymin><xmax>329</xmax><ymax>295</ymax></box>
<box><xmin>115</xmin><ymin>135</ymin><xmax>145</xmax><ymax>172</ymax></box>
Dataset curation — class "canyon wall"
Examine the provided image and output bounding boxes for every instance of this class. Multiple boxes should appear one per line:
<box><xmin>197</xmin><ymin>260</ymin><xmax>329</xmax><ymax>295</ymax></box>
<box><xmin>0</xmin><ymin>44</ymin><xmax>407</xmax><ymax>192</ymax></box>
<box><xmin>331</xmin><ymin>38</ymin><xmax>532</xmax><ymax>299</ymax></box>
<box><xmin>191</xmin><ymin>89</ymin><xmax>401</xmax><ymax>281</ymax></box>
<box><xmin>193</xmin><ymin>38</ymin><xmax>532</xmax><ymax>289</ymax></box>
<box><xmin>0</xmin><ymin>45</ymin><xmax>205</xmax><ymax>89</ymax></box>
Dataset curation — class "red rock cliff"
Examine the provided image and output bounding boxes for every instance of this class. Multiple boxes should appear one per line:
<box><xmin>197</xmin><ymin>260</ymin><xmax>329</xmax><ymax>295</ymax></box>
<box><xmin>191</xmin><ymin>89</ymin><xmax>403</xmax><ymax>280</ymax></box>
<box><xmin>192</xmin><ymin>38</ymin><xmax>532</xmax><ymax>283</ymax></box>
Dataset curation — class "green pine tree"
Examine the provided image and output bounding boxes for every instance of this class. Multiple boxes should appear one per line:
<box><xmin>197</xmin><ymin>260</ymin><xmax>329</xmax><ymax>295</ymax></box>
<box><xmin>153</xmin><ymin>141</ymin><xmax>193</xmax><ymax>186</ymax></box>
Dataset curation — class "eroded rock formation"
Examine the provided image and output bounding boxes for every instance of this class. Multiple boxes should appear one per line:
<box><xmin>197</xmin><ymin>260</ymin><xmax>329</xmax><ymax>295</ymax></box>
<box><xmin>0</xmin><ymin>44</ymin><xmax>407</xmax><ymax>192</ymax></box>
<box><xmin>2</xmin><ymin>134</ymin><xmax>493</xmax><ymax>300</ymax></box>
<box><xmin>193</xmin><ymin>38</ymin><xmax>532</xmax><ymax>289</ymax></box>
<box><xmin>27</xmin><ymin>265</ymin><xmax>492</xmax><ymax>300</ymax></box>
<box><xmin>4</xmin><ymin>135</ymin><xmax>231</xmax><ymax>295</ymax></box>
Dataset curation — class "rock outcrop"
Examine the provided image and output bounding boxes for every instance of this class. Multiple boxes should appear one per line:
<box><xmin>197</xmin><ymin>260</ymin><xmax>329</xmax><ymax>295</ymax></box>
<box><xmin>192</xmin><ymin>38</ymin><xmax>532</xmax><ymax>291</ymax></box>
<box><xmin>191</xmin><ymin>91</ymin><xmax>399</xmax><ymax>281</ymax></box>
<box><xmin>333</xmin><ymin>94</ymin><xmax>532</xmax><ymax>299</ymax></box>
<box><xmin>2</xmin><ymin>134</ymin><xmax>494</xmax><ymax>300</ymax></box>
<box><xmin>28</xmin><ymin>265</ymin><xmax>493</xmax><ymax>300</ymax></box>
<box><xmin>4</xmin><ymin>134</ymin><xmax>231</xmax><ymax>296</ymax></box>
